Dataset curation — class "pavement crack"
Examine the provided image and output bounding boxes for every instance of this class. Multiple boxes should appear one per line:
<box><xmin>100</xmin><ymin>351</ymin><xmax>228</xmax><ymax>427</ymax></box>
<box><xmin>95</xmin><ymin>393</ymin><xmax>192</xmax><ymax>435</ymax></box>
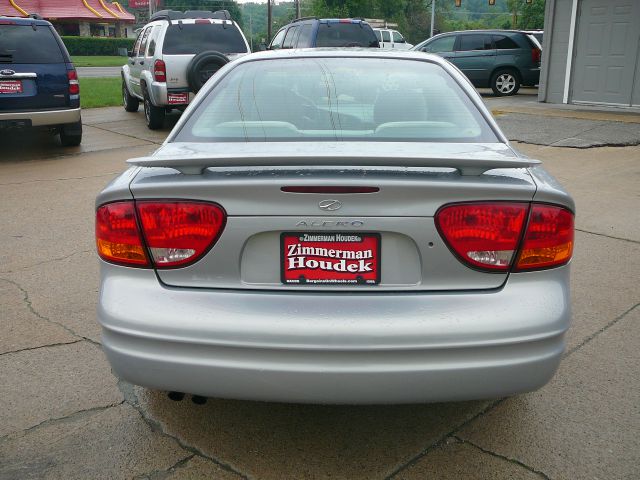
<box><xmin>132</xmin><ymin>454</ymin><xmax>196</xmax><ymax>480</ymax></box>
<box><xmin>385</xmin><ymin>398</ymin><xmax>506</xmax><ymax>479</ymax></box>
<box><xmin>0</xmin><ymin>401</ymin><xmax>125</xmax><ymax>443</ymax></box>
<box><xmin>0</xmin><ymin>173</ymin><xmax>121</xmax><ymax>187</ymax></box>
<box><xmin>0</xmin><ymin>339</ymin><xmax>82</xmax><ymax>356</ymax></box>
<box><xmin>0</xmin><ymin>278</ymin><xmax>100</xmax><ymax>346</ymax></box>
<box><xmin>89</xmin><ymin>123</ymin><xmax>162</xmax><ymax>145</ymax></box>
<box><xmin>564</xmin><ymin>302</ymin><xmax>640</xmax><ymax>358</ymax></box>
<box><xmin>117</xmin><ymin>380</ymin><xmax>252</xmax><ymax>480</ymax></box>
<box><xmin>453</xmin><ymin>436</ymin><xmax>552</xmax><ymax>480</ymax></box>
<box><xmin>0</xmin><ymin>249</ymin><xmax>92</xmax><ymax>273</ymax></box>
<box><xmin>575</xmin><ymin>228</ymin><xmax>640</xmax><ymax>245</ymax></box>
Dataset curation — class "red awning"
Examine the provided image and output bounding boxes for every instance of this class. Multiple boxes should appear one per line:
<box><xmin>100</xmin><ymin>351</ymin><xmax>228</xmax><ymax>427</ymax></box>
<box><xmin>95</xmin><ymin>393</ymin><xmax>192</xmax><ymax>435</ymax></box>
<box><xmin>0</xmin><ymin>0</ymin><xmax>135</xmax><ymax>22</ymax></box>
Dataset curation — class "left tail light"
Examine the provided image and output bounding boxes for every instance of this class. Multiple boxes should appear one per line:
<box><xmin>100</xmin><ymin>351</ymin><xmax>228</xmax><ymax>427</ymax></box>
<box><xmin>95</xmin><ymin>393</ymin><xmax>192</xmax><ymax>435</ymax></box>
<box><xmin>67</xmin><ymin>69</ymin><xmax>79</xmax><ymax>95</ymax></box>
<box><xmin>153</xmin><ymin>59</ymin><xmax>166</xmax><ymax>82</ymax></box>
<box><xmin>96</xmin><ymin>201</ymin><xmax>226</xmax><ymax>268</ymax></box>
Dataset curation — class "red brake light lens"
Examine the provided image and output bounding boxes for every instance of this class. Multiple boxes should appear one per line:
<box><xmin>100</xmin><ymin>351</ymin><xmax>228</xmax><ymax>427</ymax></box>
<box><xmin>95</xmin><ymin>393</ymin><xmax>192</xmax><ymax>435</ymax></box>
<box><xmin>515</xmin><ymin>205</ymin><xmax>574</xmax><ymax>271</ymax></box>
<box><xmin>96</xmin><ymin>201</ymin><xmax>226</xmax><ymax>268</ymax></box>
<box><xmin>67</xmin><ymin>69</ymin><xmax>79</xmax><ymax>95</ymax></box>
<box><xmin>153</xmin><ymin>59</ymin><xmax>166</xmax><ymax>82</ymax></box>
<box><xmin>435</xmin><ymin>202</ymin><xmax>529</xmax><ymax>271</ymax></box>
<box><xmin>532</xmin><ymin>47</ymin><xmax>541</xmax><ymax>64</ymax></box>
<box><xmin>96</xmin><ymin>202</ymin><xmax>149</xmax><ymax>266</ymax></box>
<box><xmin>136</xmin><ymin>201</ymin><xmax>226</xmax><ymax>268</ymax></box>
<box><xmin>281</xmin><ymin>186</ymin><xmax>379</xmax><ymax>194</ymax></box>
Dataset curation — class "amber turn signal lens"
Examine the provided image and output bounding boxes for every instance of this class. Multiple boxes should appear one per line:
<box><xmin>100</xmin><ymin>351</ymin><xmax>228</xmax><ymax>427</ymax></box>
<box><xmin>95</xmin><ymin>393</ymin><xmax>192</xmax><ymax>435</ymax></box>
<box><xmin>96</xmin><ymin>202</ymin><xmax>150</xmax><ymax>267</ymax></box>
<box><xmin>515</xmin><ymin>205</ymin><xmax>574</xmax><ymax>271</ymax></box>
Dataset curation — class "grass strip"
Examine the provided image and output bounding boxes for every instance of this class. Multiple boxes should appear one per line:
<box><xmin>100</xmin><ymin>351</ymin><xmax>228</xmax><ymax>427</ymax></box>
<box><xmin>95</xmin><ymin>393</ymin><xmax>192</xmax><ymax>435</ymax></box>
<box><xmin>80</xmin><ymin>77</ymin><xmax>122</xmax><ymax>109</ymax></box>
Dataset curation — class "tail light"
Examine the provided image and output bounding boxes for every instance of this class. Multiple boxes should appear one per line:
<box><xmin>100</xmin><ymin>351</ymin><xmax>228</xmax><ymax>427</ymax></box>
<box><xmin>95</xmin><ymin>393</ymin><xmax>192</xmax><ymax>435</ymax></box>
<box><xmin>153</xmin><ymin>59</ymin><xmax>166</xmax><ymax>82</ymax></box>
<box><xmin>67</xmin><ymin>70</ymin><xmax>79</xmax><ymax>95</ymax></box>
<box><xmin>436</xmin><ymin>202</ymin><xmax>574</xmax><ymax>272</ymax></box>
<box><xmin>96</xmin><ymin>201</ymin><xmax>226</xmax><ymax>268</ymax></box>
<box><xmin>532</xmin><ymin>47</ymin><xmax>541</xmax><ymax>64</ymax></box>
<box><xmin>515</xmin><ymin>204</ymin><xmax>574</xmax><ymax>271</ymax></box>
<box><xmin>96</xmin><ymin>202</ymin><xmax>149</xmax><ymax>267</ymax></box>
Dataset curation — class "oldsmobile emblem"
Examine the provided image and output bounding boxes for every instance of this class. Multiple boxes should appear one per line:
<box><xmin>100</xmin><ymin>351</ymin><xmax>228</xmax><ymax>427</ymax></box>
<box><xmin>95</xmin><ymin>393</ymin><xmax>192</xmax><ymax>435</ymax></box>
<box><xmin>318</xmin><ymin>199</ymin><xmax>342</xmax><ymax>211</ymax></box>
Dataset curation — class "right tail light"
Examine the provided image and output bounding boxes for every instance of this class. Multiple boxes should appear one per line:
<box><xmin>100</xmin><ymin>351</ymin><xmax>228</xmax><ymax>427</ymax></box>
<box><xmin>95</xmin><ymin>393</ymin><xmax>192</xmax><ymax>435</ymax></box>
<box><xmin>532</xmin><ymin>47</ymin><xmax>541</xmax><ymax>64</ymax></box>
<box><xmin>436</xmin><ymin>202</ymin><xmax>574</xmax><ymax>272</ymax></box>
<box><xmin>514</xmin><ymin>204</ymin><xmax>574</xmax><ymax>271</ymax></box>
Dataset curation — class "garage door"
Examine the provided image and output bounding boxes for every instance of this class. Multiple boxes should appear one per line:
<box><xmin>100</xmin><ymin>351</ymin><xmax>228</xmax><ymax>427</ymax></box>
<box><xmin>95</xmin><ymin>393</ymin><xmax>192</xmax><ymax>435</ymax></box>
<box><xmin>571</xmin><ymin>0</ymin><xmax>640</xmax><ymax>106</ymax></box>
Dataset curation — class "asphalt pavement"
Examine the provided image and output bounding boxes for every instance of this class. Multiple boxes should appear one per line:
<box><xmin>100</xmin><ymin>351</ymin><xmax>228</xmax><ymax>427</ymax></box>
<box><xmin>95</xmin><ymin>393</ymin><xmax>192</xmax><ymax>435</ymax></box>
<box><xmin>77</xmin><ymin>66</ymin><xmax>121</xmax><ymax>78</ymax></box>
<box><xmin>0</xmin><ymin>95</ymin><xmax>639</xmax><ymax>479</ymax></box>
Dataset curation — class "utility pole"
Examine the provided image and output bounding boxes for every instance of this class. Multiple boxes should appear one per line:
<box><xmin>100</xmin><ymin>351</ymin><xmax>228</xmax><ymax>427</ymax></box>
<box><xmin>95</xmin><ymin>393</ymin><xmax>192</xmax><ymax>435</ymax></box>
<box><xmin>430</xmin><ymin>0</ymin><xmax>435</xmax><ymax>38</ymax></box>
<box><xmin>295</xmin><ymin>0</ymin><xmax>301</xmax><ymax>19</ymax></box>
<box><xmin>249</xmin><ymin>13</ymin><xmax>253</xmax><ymax>51</ymax></box>
<box><xmin>267</xmin><ymin>0</ymin><xmax>272</xmax><ymax>41</ymax></box>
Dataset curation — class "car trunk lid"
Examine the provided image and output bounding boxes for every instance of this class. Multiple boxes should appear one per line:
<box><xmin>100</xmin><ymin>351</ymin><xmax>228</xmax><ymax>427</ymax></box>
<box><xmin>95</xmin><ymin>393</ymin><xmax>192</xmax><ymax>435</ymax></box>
<box><xmin>129</xmin><ymin>142</ymin><xmax>538</xmax><ymax>291</ymax></box>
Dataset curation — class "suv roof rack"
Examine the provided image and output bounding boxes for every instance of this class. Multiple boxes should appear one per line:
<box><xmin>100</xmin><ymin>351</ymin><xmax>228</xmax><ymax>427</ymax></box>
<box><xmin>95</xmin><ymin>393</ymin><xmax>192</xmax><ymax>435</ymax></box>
<box><xmin>149</xmin><ymin>9</ymin><xmax>231</xmax><ymax>24</ymax></box>
<box><xmin>291</xmin><ymin>16</ymin><xmax>317</xmax><ymax>24</ymax></box>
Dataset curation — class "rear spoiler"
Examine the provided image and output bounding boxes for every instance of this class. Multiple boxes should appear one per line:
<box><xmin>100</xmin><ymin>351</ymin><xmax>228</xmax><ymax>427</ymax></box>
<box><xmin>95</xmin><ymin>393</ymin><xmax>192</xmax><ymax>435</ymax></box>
<box><xmin>127</xmin><ymin>154</ymin><xmax>539</xmax><ymax>176</ymax></box>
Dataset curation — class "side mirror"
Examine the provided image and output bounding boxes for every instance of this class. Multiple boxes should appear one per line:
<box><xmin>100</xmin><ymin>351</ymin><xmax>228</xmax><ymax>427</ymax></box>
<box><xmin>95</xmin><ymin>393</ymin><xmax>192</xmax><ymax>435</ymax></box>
<box><xmin>127</xmin><ymin>50</ymin><xmax>134</xmax><ymax>57</ymax></box>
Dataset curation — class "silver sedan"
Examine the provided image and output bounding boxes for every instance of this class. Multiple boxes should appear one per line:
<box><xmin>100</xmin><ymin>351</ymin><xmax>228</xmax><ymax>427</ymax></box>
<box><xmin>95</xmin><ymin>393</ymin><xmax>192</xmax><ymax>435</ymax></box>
<box><xmin>96</xmin><ymin>50</ymin><xmax>574</xmax><ymax>404</ymax></box>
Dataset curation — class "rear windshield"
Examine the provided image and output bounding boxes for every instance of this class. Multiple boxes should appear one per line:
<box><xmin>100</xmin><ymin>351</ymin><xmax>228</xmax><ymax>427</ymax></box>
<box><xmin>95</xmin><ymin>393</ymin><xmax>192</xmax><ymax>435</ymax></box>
<box><xmin>315</xmin><ymin>23</ymin><xmax>379</xmax><ymax>48</ymax></box>
<box><xmin>162</xmin><ymin>23</ymin><xmax>248</xmax><ymax>55</ymax></box>
<box><xmin>175</xmin><ymin>57</ymin><xmax>498</xmax><ymax>144</ymax></box>
<box><xmin>0</xmin><ymin>25</ymin><xmax>64</xmax><ymax>64</ymax></box>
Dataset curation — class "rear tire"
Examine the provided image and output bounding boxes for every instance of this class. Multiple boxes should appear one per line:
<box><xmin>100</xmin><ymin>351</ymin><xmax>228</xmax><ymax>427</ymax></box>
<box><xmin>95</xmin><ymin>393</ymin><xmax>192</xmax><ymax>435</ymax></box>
<box><xmin>490</xmin><ymin>69</ymin><xmax>521</xmax><ymax>96</ymax></box>
<box><xmin>59</xmin><ymin>120</ymin><xmax>82</xmax><ymax>146</ymax></box>
<box><xmin>143</xmin><ymin>92</ymin><xmax>165</xmax><ymax>130</ymax></box>
<box><xmin>122</xmin><ymin>80</ymin><xmax>139</xmax><ymax>112</ymax></box>
<box><xmin>187</xmin><ymin>51</ymin><xmax>229</xmax><ymax>93</ymax></box>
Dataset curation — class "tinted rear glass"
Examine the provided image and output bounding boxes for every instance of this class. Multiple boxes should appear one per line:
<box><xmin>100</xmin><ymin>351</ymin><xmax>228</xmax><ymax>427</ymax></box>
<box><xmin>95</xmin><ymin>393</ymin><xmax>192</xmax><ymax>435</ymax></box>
<box><xmin>315</xmin><ymin>23</ymin><xmax>378</xmax><ymax>47</ymax></box>
<box><xmin>175</xmin><ymin>57</ymin><xmax>498</xmax><ymax>144</ymax></box>
<box><xmin>162</xmin><ymin>23</ymin><xmax>248</xmax><ymax>55</ymax></box>
<box><xmin>0</xmin><ymin>25</ymin><xmax>64</xmax><ymax>64</ymax></box>
<box><xmin>493</xmin><ymin>35</ymin><xmax>519</xmax><ymax>49</ymax></box>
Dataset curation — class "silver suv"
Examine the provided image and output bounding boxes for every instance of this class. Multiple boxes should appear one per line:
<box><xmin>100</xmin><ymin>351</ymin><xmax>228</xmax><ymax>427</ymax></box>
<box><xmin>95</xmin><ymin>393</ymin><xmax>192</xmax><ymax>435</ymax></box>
<box><xmin>121</xmin><ymin>9</ymin><xmax>250</xmax><ymax>129</ymax></box>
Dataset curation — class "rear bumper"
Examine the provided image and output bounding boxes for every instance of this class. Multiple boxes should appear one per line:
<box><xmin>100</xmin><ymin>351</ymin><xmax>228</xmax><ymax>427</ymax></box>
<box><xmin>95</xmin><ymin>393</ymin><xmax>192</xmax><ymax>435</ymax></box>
<box><xmin>0</xmin><ymin>107</ymin><xmax>80</xmax><ymax>127</ymax></box>
<box><xmin>521</xmin><ymin>67</ymin><xmax>541</xmax><ymax>86</ymax></box>
<box><xmin>147</xmin><ymin>81</ymin><xmax>194</xmax><ymax>107</ymax></box>
<box><xmin>98</xmin><ymin>263</ymin><xmax>571</xmax><ymax>404</ymax></box>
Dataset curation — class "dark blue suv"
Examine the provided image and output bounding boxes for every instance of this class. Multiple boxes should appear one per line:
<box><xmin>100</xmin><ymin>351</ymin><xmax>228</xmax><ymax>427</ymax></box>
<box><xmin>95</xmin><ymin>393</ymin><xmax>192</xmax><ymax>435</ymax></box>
<box><xmin>269</xmin><ymin>18</ymin><xmax>379</xmax><ymax>50</ymax></box>
<box><xmin>0</xmin><ymin>16</ymin><xmax>82</xmax><ymax>146</ymax></box>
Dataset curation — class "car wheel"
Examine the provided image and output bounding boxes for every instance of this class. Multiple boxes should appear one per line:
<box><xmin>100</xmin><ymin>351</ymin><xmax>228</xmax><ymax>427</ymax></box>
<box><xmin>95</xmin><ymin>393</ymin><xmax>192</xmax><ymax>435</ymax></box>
<box><xmin>59</xmin><ymin>120</ymin><xmax>82</xmax><ymax>147</ymax></box>
<box><xmin>122</xmin><ymin>80</ymin><xmax>139</xmax><ymax>112</ymax></box>
<box><xmin>143</xmin><ymin>92</ymin><xmax>165</xmax><ymax>130</ymax></box>
<box><xmin>490</xmin><ymin>69</ymin><xmax>521</xmax><ymax>96</ymax></box>
<box><xmin>187</xmin><ymin>51</ymin><xmax>229</xmax><ymax>93</ymax></box>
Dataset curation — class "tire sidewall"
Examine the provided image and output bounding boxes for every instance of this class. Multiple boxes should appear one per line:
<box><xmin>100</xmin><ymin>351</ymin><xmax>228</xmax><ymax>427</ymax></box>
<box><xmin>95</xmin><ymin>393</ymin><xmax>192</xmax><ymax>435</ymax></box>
<box><xmin>491</xmin><ymin>69</ymin><xmax>521</xmax><ymax>96</ymax></box>
<box><xmin>187</xmin><ymin>51</ymin><xmax>229</xmax><ymax>93</ymax></box>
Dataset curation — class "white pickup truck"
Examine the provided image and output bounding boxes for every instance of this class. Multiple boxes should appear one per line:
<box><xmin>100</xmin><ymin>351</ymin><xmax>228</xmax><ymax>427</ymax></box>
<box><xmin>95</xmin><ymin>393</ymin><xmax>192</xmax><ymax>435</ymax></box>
<box><xmin>373</xmin><ymin>28</ymin><xmax>413</xmax><ymax>50</ymax></box>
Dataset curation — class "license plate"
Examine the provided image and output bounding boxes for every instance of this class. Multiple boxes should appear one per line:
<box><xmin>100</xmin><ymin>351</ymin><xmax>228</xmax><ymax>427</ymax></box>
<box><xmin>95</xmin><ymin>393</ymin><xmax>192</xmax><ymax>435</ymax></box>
<box><xmin>281</xmin><ymin>232</ymin><xmax>380</xmax><ymax>285</ymax></box>
<box><xmin>0</xmin><ymin>80</ymin><xmax>22</xmax><ymax>94</ymax></box>
<box><xmin>167</xmin><ymin>92</ymin><xmax>188</xmax><ymax>105</ymax></box>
